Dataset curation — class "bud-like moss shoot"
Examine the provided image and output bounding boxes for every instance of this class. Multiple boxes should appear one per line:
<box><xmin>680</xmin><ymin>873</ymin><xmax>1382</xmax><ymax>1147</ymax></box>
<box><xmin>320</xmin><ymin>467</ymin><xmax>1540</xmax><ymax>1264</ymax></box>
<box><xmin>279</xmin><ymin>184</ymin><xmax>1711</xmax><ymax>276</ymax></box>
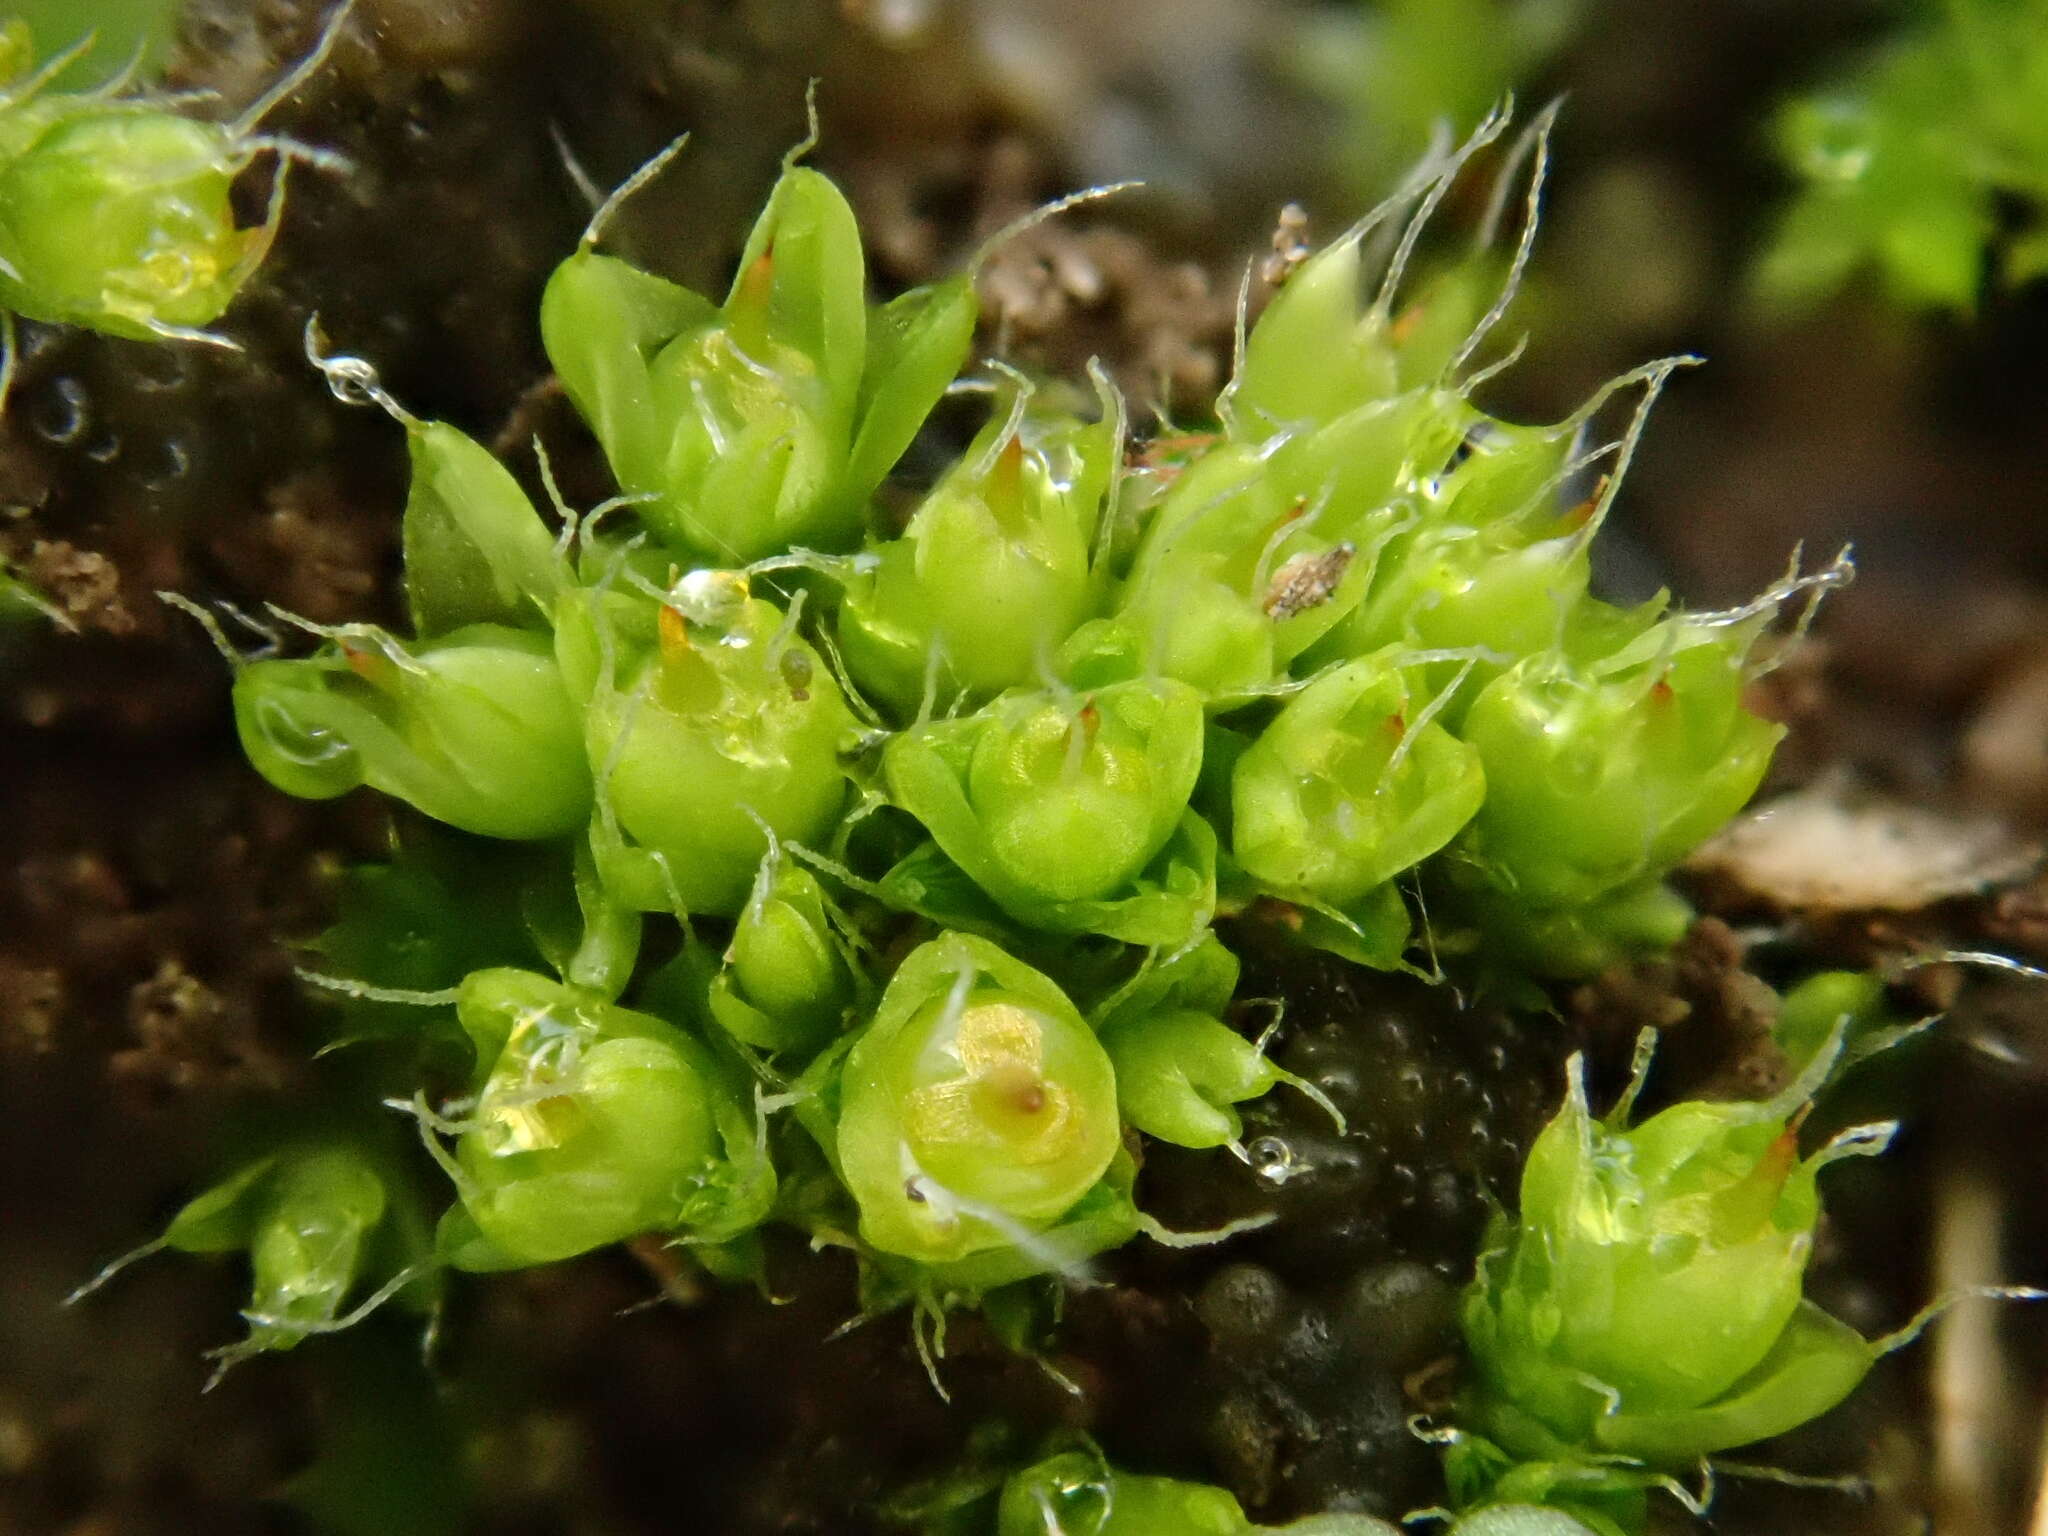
<box><xmin>706</xmin><ymin>849</ymin><xmax>857</xmax><ymax>1055</ymax></box>
<box><xmin>574</xmin><ymin>578</ymin><xmax>853</xmax><ymax>916</ymax></box>
<box><xmin>1774</xmin><ymin>969</ymin><xmax>1904</xmax><ymax>1075</ymax></box>
<box><xmin>1093</xmin><ymin>935</ymin><xmax>1338</xmax><ymax>1150</ymax></box>
<box><xmin>882</xmin><ymin>677</ymin><xmax>1213</xmax><ymax>944</ymax></box>
<box><xmin>433</xmin><ymin>967</ymin><xmax>773</xmax><ymax>1269</ymax></box>
<box><xmin>1233</xmin><ymin>649</ymin><xmax>1485</xmax><ymax>918</ymax></box>
<box><xmin>542</xmin><ymin>160</ymin><xmax>972</xmax><ymax>564</ymax></box>
<box><xmin>0</xmin><ymin>111</ymin><xmax>270</xmax><ymax>338</ymax></box>
<box><xmin>0</xmin><ymin>3</ymin><xmax>350</xmax><ymax>348</ymax></box>
<box><xmin>1067</xmin><ymin>438</ymin><xmax>1403</xmax><ymax>701</ymax></box>
<box><xmin>234</xmin><ymin>624</ymin><xmax>592</xmax><ymax>841</ymax></box>
<box><xmin>835</xmin><ymin>933</ymin><xmax>1119</xmax><ymax>1265</ymax></box>
<box><xmin>1453</xmin><ymin>1040</ymin><xmax>1901</xmax><ymax>1516</ymax></box>
<box><xmin>995</xmin><ymin>1444</ymin><xmax>1403</xmax><ymax>1535</ymax></box>
<box><xmin>838</xmin><ymin>386</ymin><xmax>1114</xmax><ymax>718</ymax></box>
<box><xmin>1460</xmin><ymin>615</ymin><xmax>1782</xmax><ymax>910</ymax></box>
<box><xmin>146</xmin><ymin>1139</ymin><xmax>431</xmax><ymax>1366</ymax></box>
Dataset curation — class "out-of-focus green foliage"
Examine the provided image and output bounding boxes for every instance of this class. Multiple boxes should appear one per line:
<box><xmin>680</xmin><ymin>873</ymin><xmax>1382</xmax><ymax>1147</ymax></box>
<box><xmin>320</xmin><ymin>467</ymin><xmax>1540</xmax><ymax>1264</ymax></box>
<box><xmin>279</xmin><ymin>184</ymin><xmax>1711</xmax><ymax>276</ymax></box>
<box><xmin>0</xmin><ymin>10</ymin><xmax>338</xmax><ymax>349</ymax></box>
<box><xmin>144</xmin><ymin>1133</ymin><xmax>439</xmax><ymax>1372</ymax></box>
<box><xmin>1758</xmin><ymin>0</ymin><xmax>2048</xmax><ymax>312</ymax></box>
<box><xmin>12</xmin><ymin>0</ymin><xmax>181</xmax><ymax>87</ymax></box>
<box><xmin>281</xmin><ymin>1332</ymin><xmax>469</xmax><ymax>1536</ymax></box>
<box><xmin>1</xmin><ymin>556</ymin><xmax>57</xmax><ymax>625</ymax></box>
<box><xmin>1291</xmin><ymin>0</ymin><xmax>1580</xmax><ymax>200</ymax></box>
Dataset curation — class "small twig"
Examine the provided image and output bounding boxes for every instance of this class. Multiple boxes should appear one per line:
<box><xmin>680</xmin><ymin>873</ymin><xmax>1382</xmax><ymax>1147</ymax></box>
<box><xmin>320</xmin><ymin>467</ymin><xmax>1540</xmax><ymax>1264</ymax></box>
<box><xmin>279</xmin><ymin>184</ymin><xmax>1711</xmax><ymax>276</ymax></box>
<box><xmin>1933</xmin><ymin>1159</ymin><xmax>2011</xmax><ymax>1533</ymax></box>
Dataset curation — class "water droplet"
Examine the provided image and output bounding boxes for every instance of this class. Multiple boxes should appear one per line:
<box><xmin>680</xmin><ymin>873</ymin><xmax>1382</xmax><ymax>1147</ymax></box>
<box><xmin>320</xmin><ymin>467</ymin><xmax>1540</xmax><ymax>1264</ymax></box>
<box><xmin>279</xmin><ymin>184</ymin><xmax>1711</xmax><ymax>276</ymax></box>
<box><xmin>1249</xmin><ymin>1134</ymin><xmax>1307</xmax><ymax>1184</ymax></box>
<box><xmin>34</xmin><ymin>378</ymin><xmax>88</xmax><ymax>444</ymax></box>
<box><xmin>130</xmin><ymin>347</ymin><xmax>192</xmax><ymax>392</ymax></box>
<box><xmin>136</xmin><ymin>437</ymin><xmax>191</xmax><ymax>490</ymax></box>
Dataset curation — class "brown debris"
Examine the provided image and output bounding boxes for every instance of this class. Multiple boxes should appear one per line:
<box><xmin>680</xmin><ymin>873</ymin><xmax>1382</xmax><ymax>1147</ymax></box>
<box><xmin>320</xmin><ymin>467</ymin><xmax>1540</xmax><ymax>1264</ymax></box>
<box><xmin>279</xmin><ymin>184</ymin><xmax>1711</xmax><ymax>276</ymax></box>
<box><xmin>0</xmin><ymin>741</ymin><xmax>364</xmax><ymax>1106</ymax></box>
<box><xmin>1980</xmin><ymin>871</ymin><xmax>2048</xmax><ymax>966</ymax></box>
<box><xmin>1206</xmin><ymin>1392</ymin><xmax>1283</xmax><ymax>1508</ymax></box>
<box><xmin>1964</xmin><ymin>648</ymin><xmax>2048</xmax><ymax>824</ymax></box>
<box><xmin>848</xmin><ymin>134</ymin><xmax>1239</xmax><ymax>410</ymax></box>
<box><xmin>979</xmin><ymin>216</ymin><xmax>1232</xmax><ymax>408</ymax></box>
<box><xmin>1401</xmin><ymin>1354</ymin><xmax>1458</xmax><ymax>1416</ymax></box>
<box><xmin>1741</xmin><ymin>632</ymin><xmax>1831</xmax><ymax>753</ymax></box>
<box><xmin>205</xmin><ymin>476</ymin><xmax>386</xmax><ymax>626</ymax></box>
<box><xmin>112</xmin><ymin>959</ymin><xmax>289</xmax><ymax>1100</ymax></box>
<box><xmin>18</xmin><ymin>541</ymin><xmax>133</xmax><ymax>635</ymax></box>
<box><xmin>1259</xmin><ymin>203</ymin><xmax>1311</xmax><ymax>289</ymax></box>
<box><xmin>357</xmin><ymin>0</ymin><xmax>531</xmax><ymax>70</ymax></box>
<box><xmin>0</xmin><ymin>962</ymin><xmax>63</xmax><ymax>1054</ymax></box>
<box><xmin>1263</xmin><ymin>543</ymin><xmax>1355</xmax><ymax>620</ymax></box>
<box><xmin>1689</xmin><ymin>773</ymin><xmax>2041</xmax><ymax>914</ymax></box>
<box><xmin>1571</xmin><ymin>917</ymin><xmax>1791</xmax><ymax>1102</ymax></box>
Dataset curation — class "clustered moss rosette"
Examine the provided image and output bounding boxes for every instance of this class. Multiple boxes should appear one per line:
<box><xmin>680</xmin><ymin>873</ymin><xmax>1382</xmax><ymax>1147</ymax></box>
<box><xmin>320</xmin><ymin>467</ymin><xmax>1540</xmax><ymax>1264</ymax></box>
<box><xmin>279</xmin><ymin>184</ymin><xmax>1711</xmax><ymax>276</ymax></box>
<box><xmin>161</xmin><ymin>115</ymin><xmax>1867</xmax><ymax>1525</ymax></box>
<box><xmin>1445</xmin><ymin>1033</ymin><xmax>1909</xmax><ymax>1534</ymax></box>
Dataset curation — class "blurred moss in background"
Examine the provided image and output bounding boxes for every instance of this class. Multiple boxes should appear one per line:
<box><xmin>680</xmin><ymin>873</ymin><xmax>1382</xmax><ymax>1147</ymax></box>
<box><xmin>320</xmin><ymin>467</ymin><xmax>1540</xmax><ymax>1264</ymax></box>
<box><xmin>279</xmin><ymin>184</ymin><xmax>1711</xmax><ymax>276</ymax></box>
<box><xmin>1292</xmin><ymin>0</ymin><xmax>1581</xmax><ymax>201</ymax></box>
<box><xmin>1755</xmin><ymin>0</ymin><xmax>2048</xmax><ymax>314</ymax></box>
<box><xmin>14</xmin><ymin>0</ymin><xmax>181</xmax><ymax>81</ymax></box>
